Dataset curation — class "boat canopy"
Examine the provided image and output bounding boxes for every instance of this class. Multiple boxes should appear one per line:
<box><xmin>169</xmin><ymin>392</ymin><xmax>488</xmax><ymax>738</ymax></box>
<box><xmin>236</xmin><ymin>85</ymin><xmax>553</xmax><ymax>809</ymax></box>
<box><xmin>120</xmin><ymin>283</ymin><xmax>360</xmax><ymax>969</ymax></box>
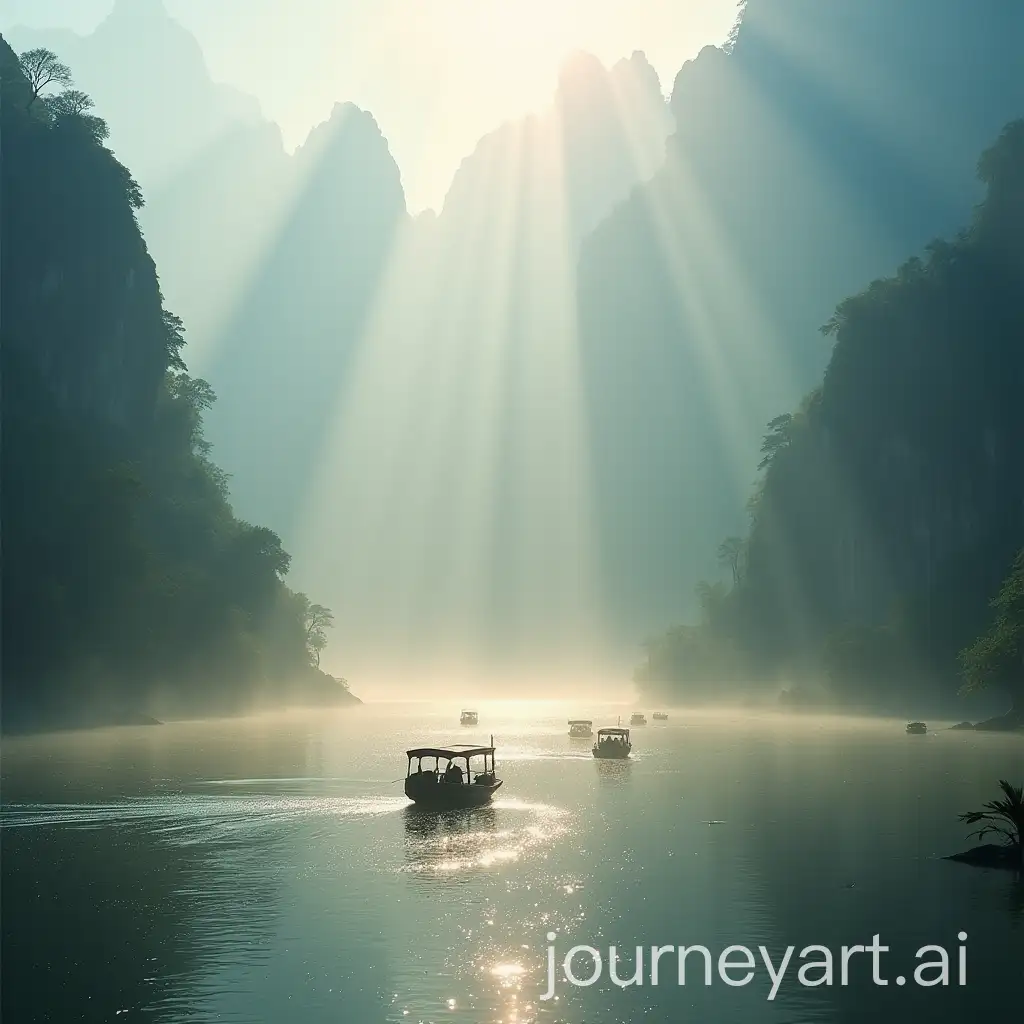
<box><xmin>407</xmin><ymin>744</ymin><xmax>494</xmax><ymax>759</ymax></box>
<box><xmin>597</xmin><ymin>727</ymin><xmax>629</xmax><ymax>736</ymax></box>
<box><xmin>568</xmin><ymin>719</ymin><xmax>593</xmax><ymax>725</ymax></box>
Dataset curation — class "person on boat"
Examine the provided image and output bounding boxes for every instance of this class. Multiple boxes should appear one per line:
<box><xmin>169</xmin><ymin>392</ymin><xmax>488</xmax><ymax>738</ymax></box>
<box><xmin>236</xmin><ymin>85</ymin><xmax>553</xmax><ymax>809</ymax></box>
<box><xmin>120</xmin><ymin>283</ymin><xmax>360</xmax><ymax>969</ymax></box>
<box><xmin>445</xmin><ymin>762</ymin><xmax>463</xmax><ymax>784</ymax></box>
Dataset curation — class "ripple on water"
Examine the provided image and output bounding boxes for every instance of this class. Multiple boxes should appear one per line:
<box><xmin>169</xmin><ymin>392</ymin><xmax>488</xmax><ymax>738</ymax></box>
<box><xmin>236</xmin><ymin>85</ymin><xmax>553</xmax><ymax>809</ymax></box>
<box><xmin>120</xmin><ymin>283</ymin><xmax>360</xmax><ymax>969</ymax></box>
<box><xmin>399</xmin><ymin>800</ymin><xmax>570</xmax><ymax>876</ymax></box>
<box><xmin>0</xmin><ymin>794</ymin><xmax>410</xmax><ymax>844</ymax></box>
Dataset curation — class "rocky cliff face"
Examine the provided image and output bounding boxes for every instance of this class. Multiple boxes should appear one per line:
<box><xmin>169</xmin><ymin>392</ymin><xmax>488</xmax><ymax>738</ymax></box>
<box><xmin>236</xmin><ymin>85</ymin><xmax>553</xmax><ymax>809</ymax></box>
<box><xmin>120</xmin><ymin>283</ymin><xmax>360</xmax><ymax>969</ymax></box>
<box><xmin>1</xmin><ymin>35</ymin><xmax>355</xmax><ymax>727</ymax></box>
<box><xmin>441</xmin><ymin>50</ymin><xmax>672</xmax><ymax>244</ymax></box>
<box><xmin>1</xmin><ymin>35</ymin><xmax>168</xmax><ymax>431</ymax></box>
<box><xmin>744</xmin><ymin>121</ymin><xmax>1024</xmax><ymax>674</ymax></box>
<box><xmin>6</xmin><ymin>0</ymin><xmax>282</xmax><ymax>357</ymax></box>
<box><xmin>198</xmin><ymin>100</ymin><xmax>409</xmax><ymax>539</ymax></box>
<box><xmin>577</xmin><ymin>0</ymin><xmax>1024</xmax><ymax>644</ymax></box>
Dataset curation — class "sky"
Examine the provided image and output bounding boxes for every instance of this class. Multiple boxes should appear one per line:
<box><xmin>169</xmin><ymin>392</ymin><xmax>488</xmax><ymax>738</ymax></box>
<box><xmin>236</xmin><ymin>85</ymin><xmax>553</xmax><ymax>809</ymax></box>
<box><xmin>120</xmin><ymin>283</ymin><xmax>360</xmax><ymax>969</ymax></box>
<box><xmin>3</xmin><ymin>0</ymin><xmax>741</xmax><ymax>211</ymax></box>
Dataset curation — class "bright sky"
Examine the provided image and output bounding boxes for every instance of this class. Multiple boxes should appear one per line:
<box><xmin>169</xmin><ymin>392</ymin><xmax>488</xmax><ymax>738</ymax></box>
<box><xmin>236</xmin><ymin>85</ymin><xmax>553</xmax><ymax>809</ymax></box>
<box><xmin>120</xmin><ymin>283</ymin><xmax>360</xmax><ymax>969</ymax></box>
<box><xmin>7</xmin><ymin>0</ymin><xmax>740</xmax><ymax>211</ymax></box>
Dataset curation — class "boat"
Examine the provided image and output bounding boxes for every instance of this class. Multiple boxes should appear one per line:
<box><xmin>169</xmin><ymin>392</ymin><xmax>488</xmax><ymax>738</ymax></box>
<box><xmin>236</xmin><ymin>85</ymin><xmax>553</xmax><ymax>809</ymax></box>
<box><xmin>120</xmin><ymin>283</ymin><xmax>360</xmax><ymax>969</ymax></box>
<box><xmin>593</xmin><ymin>727</ymin><xmax>631</xmax><ymax>759</ymax></box>
<box><xmin>568</xmin><ymin>719</ymin><xmax>594</xmax><ymax>738</ymax></box>
<box><xmin>652</xmin><ymin>712</ymin><xmax>668</xmax><ymax>721</ymax></box>
<box><xmin>460</xmin><ymin>709</ymin><xmax>478</xmax><ymax>726</ymax></box>
<box><xmin>404</xmin><ymin>739</ymin><xmax>502</xmax><ymax>808</ymax></box>
<box><xmin>906</xmin><ymin>721</ymin><xmax>927</xmax><ymax>735</ymax></box>
<box><xmin>630</xmin><ymin>712</ymin><xmax>647</xmax><ymax>726</ymax></box>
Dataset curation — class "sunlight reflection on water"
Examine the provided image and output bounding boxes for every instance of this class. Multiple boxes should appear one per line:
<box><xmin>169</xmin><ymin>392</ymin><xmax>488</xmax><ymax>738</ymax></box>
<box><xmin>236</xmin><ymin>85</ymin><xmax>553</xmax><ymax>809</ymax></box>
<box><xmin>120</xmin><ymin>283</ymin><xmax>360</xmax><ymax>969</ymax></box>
<box><xmin>400</xmin><ymin>801</ymin><xmax>570</xmax><ymax>877</ymax></box>
<box><xmin>2</xmin><ymin>707</ymin><xmax>1021</xmax><ymax>1024</ymax></box>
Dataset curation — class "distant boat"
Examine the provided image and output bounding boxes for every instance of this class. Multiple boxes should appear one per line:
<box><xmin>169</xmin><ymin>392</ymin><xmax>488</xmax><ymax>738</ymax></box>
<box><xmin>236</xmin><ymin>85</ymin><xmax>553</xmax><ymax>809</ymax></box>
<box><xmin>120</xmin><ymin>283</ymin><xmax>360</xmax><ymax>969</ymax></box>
<box><xmin>460</xmin><ymin>709</ymin><xmax>478</xmax><ymax>726</ymax></box>
<box><xmin>630</xmin><ymin>712</ymin><xmax>647</xmax><ymax>726</ymax></box>
<box><xmin>652</xmin><ymin>712</ymin><xmax>668</xmax><ymax>721</ymax></box>
<box><xmin>593</xmin><ymin>727</ymin><xmax>631</xmax><ymax>759</ymax></box>
<box><xmin>568</xmin><ymin>719</ymin><xmax>594</xmax><ymax>738</ymax></box>
<box><xmin>906</xmin><ymin>721</ymin><xmax>927</xmax><ymax>735</ymax></box>
<box><xmin>404</xmin><ymin>739</ymin><xmax>502</xmax><ymax>807</ymax></box>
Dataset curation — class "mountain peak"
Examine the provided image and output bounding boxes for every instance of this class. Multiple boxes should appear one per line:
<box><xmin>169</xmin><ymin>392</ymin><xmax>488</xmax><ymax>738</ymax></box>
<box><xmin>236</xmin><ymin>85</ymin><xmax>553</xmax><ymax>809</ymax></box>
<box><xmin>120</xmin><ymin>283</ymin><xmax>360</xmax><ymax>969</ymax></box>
<box><xmin>557</xmin><ymin>50</ymin><xmax>608</xmax><ymax>92</ymax></box>
<box><xmin>328</xmin><ymin>100</ymin><xmax>360</xmax><ymax>122</ymax></box>
<box><xmin>624</xmin><ymin>50</ymin><xmax>655</xmax><ymax>72</ymax></box>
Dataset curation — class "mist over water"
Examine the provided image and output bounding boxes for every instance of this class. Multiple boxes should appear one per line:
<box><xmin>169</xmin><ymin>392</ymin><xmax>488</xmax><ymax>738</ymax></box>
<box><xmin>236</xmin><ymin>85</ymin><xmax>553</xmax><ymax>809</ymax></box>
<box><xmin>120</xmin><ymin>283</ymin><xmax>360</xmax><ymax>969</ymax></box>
<box><xmin>3</xmin><ymin>7</ymin><xmax>1021</xmax><ymax>1020</ymax></box>
<box><xmin>3</xmin><ymin>706</ymin><xmax>1021</xmax><ymax>1023</ymax></box>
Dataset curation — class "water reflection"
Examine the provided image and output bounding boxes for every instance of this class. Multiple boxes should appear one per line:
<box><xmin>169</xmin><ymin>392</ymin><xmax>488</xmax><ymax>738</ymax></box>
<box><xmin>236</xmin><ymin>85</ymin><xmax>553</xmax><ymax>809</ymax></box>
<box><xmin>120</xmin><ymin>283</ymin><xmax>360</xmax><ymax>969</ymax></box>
<box><xmin>1009</xmin><ymin>880</ymin><xmax>1024</xmax><ymax>919</ymax></box>
<box><xmin>402</xmin><ymin>803</ymin><xmax>501</xmax><ymax>872</ymax></box>
<box><xmin>1</xmin><ymin>812</ymin><xmax>283</xmax><ymax>1024</ymax></box>
<box><xmin>593</xmin><ymin>757</ymin><xmax>633</xmax><ymax>787</ymax></box>
<box><xmin>2</xmin><ymin>710</ymin><xmax>1020</xmax><ymax>1024</ymax></box>
<box><xmin>401</xmin><ymin>800</ymin><xmax>570</xmax><ymax>879</ymax></box>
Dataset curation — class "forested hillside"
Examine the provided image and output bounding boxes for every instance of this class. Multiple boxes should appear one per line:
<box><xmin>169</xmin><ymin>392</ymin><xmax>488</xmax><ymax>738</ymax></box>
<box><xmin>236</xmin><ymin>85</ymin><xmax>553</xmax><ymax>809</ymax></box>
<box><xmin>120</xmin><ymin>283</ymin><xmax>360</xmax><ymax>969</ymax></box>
<box><xmin>0</xmin><ymin>38</ymin><xmax>356</xmax><ymax>731</ymax></box>
<box><xmin>7</xmin><ymin>1</ymin><xmax>1021</xmax><ymax>688</ymax></box>
<box><xmin>637</xmin><ymin>120</ymin><xmax>1024</xmax><ymax>720</ymax></box>
<box><xmin>579</xmin><ymin>0</ymin><xmax>1024</xmax><ymax>641</ymax></box>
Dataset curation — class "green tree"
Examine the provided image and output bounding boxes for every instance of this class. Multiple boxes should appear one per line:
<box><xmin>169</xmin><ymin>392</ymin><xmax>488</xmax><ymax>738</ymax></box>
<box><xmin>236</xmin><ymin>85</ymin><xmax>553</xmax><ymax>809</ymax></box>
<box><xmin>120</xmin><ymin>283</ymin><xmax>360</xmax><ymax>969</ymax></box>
<box><xmin>717</xmin><ymin>536</ymin><xmax>746</xmax><ymax>586</ymax></box>
<box><xmin>304</xmin><ymin>603</ymin><xmax>335</xmax><ymax>668</ymax></box>
<box><xmin>960</xmin><ymin>549</ymin><xmax>1024</xmax><ymax>713</ymax></box>
<box><xmin>17</xmin><ymin>48</ymin><xmax>72</xmax><ymax>110</ymax></box>
<box><xmin>757</xmin><ymin>414</ymin><xmax>793</xmax><ymax>471</ymax></box>
<box><xmin>694</xmin><ymin>579</ymin><xmax>728</xmax><ymax>625</ymax></box>
<box><xmin>958</xmin><ymin>780</ymin><xmax>1023</xmax><ymax>868</ymax></box>
<box><xmin>46</xmin><ymin>88</ymin><xmax>109</xmax><ymax>142</ymax></box>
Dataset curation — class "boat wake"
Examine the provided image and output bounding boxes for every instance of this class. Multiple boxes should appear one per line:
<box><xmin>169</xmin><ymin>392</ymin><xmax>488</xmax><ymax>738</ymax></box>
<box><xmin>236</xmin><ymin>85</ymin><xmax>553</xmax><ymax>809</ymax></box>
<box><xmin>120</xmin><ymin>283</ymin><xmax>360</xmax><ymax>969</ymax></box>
<box><xmin>0</xmin><ymin>794</ymin><xmax>409</xmax><ymax>845</ymax></box>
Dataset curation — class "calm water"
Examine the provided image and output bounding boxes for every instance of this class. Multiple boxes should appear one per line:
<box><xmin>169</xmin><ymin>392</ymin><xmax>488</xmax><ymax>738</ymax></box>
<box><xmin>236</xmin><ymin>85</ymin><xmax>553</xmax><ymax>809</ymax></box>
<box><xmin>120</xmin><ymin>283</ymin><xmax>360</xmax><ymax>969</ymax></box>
<box><xmin>2</xmin><ymin>703</ymin><xmax>1021</xmax><ymax>1023</ymax></box>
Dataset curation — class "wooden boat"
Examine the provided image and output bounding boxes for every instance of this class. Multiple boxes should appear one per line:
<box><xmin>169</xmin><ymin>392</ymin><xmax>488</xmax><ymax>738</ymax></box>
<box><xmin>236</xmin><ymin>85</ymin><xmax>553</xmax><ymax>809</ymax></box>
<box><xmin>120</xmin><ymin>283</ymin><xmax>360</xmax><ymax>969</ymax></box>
<box><xmin>568</xmin><ymin>719</ymin><xmax>594</xmax><ymax>738</ymax></box>
<box><xmin>906</xmin><ymin>721</ymin><xmax>927</xmax><ymax>735</ymax></box>
<box><xmin>593</xmin><ymin>727</ymin><xmax>631</xmax><ymax>759</ymax></box>
<box><xmin>460</xmin><ymin>709</ymin><xmax>478</xmax><ymax>726</ymax></box>
<box><xmin>652</xmin><ymin>712</ymin><xmax>668</xmax><ymax>721</ymax></box>
<box><xmin>630</xmin><ymin>712</ymin><xmax>647</xmax><ymax>726</ymax></box>
<box><xmin>404</xmin><ymin>739</ymin><xmax>502</xmax><ymax>808</ymax></box>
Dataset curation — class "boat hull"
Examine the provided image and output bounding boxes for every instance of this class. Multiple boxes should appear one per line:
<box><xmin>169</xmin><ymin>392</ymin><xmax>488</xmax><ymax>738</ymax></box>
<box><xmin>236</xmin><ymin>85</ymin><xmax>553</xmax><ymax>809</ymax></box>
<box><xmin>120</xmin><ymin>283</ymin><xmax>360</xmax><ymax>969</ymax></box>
<box><xmin>593</xmin><ymin>746</ymin><xmax>631</xmax><ymax>759</ymax></box>
<box><xmin>405</xmin><ymin>777</ymin><xmax>502</xmax><ymax>807</ymax></box>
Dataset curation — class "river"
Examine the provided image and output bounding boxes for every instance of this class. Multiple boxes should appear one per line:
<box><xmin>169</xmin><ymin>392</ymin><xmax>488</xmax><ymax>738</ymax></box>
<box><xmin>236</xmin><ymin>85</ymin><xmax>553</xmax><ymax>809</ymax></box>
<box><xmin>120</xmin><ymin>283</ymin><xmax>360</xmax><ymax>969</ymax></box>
<box><xmin>1</xmin><ymin>703</ymin><xmax>1020</xmax><ymax>1022</ymax></box>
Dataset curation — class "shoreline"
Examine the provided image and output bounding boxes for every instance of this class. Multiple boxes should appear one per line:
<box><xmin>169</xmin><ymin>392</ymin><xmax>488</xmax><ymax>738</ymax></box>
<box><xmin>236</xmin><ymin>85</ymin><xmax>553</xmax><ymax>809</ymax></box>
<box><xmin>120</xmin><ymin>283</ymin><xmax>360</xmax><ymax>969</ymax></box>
<box><xmin>1</xmin><ymin>688</ymin><xmax>362</xmax><ymax>738</ymax></box>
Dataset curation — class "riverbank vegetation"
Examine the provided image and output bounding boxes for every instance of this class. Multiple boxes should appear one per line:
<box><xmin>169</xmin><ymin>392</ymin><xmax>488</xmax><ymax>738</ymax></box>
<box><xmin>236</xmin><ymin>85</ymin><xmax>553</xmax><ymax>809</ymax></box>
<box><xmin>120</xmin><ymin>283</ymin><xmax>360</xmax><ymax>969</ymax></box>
<box><xmin>948</xmin><ymin>779</ymin><xmax>1023</xmax><ymax>871</ymax></box>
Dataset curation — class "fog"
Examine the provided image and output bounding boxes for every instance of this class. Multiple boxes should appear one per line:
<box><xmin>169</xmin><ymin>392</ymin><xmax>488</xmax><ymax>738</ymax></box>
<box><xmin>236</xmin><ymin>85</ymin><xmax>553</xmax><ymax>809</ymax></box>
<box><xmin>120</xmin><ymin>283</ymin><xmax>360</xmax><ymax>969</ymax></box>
<box><xmin>6</xmin><ymin>0</ymin><xmax>1021</xmax><ymax>714</ymax></box>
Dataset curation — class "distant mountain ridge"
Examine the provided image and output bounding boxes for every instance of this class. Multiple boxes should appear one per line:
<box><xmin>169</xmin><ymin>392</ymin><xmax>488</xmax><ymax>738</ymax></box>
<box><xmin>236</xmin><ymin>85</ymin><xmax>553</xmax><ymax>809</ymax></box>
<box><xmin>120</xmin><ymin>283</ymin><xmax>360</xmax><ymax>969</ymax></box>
<box><xmin>6</xmin><ymin>0</ymin><xmax>1022</xmax><ymax>676</ymax></box>
<box><xmin>441</xmin><ymin>49</ymin><xmax>672</xmax><ymax>240</ymax></box>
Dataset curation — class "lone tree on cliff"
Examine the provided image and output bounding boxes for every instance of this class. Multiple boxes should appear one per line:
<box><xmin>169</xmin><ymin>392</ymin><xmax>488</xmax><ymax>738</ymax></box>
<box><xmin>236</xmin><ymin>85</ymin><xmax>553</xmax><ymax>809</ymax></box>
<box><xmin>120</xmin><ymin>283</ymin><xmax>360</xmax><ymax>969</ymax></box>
<box><xmin>17</xmin><ymin>48</ymin><xmax>72</xmax><ymax>110</ymax></box>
